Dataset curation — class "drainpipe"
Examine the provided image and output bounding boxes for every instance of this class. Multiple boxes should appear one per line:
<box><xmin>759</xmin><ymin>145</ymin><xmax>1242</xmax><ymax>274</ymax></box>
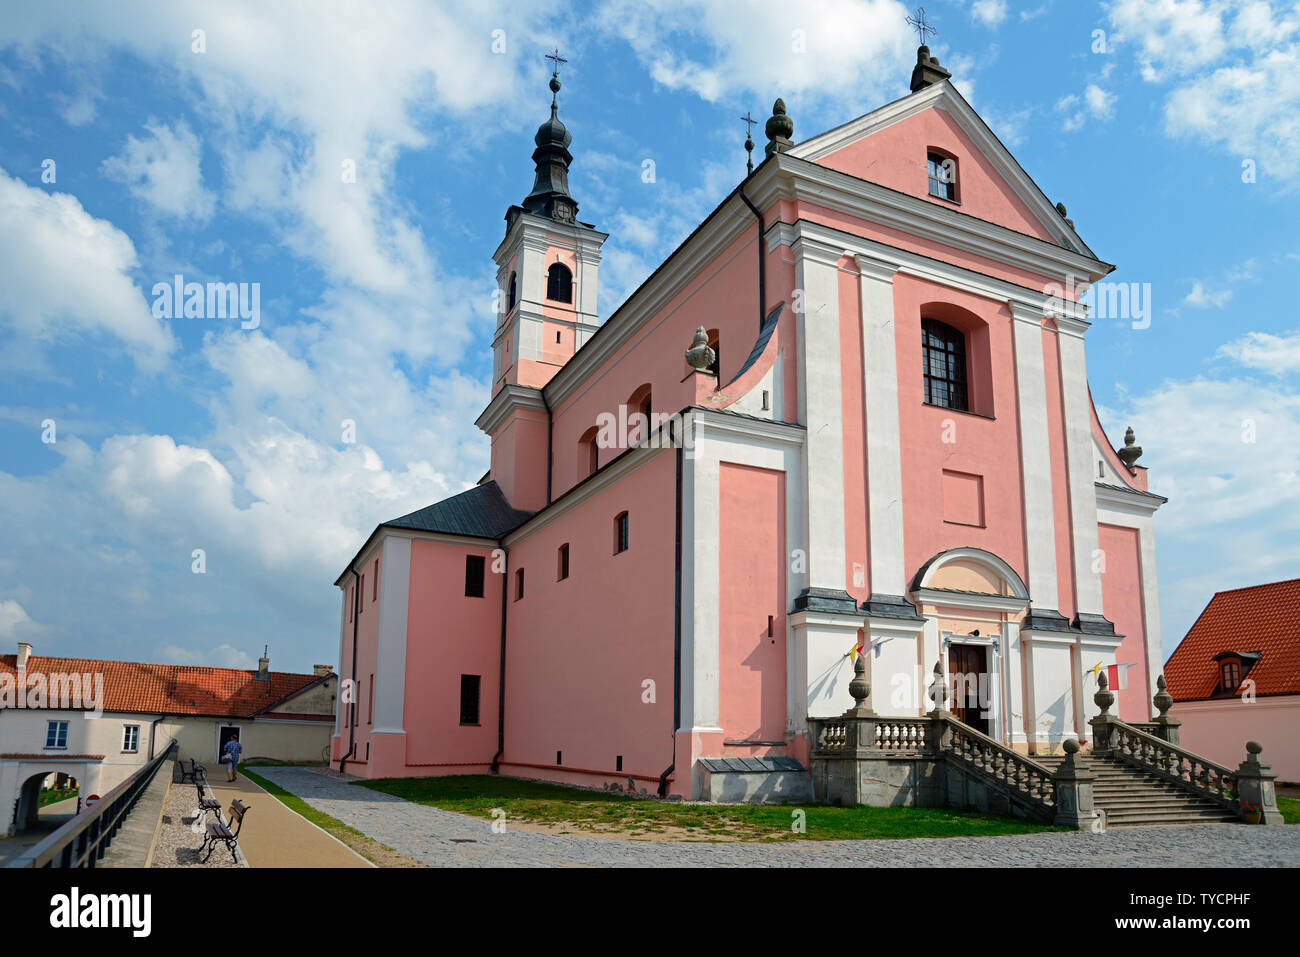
<box><xmin>738</xmin><ymin>181</ymin><xmax>766</xmax><ymax>332</ymax></box>
<box><xmin>147</xmin><ymin>714</ymin><xmax>168</xmax><ymax>760</ymax></box>
<box><xmin>658</xmin><ymin>441</ymin><xmax>685</xmax><ymax>797</ymax></box>
<box><xmin>339</xmin><ymin>567</ymin><xmax>361</xmax><ymax>774</ymax></box>
<box><xmin>490</xmin><ymin>543</ymin><xmax>510</xmax><ymax>773</ymax></box>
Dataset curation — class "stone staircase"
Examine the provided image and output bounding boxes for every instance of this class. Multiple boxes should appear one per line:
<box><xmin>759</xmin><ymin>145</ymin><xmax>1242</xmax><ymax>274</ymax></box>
<box><xmin>1035</xmin><ymin>752</ymin><xmax>1239</xmax><ymax>828</ymax></box>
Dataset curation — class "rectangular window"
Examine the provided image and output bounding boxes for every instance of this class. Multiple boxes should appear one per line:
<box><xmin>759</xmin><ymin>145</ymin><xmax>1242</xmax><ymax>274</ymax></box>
<box><xmin>45</xmin><ymin>721</ymin><xmax>69</xmax><ymax>749</ymax></box>
<box><xmin>347</xmin><ymin>585</ymin><xmax>354</xmax><ymax>622</ymax></box>
<box><xmin>122</xmin><ymin>724</ymin><xmax>140</xmax><ymax>752</ymax></box>
<box><xmin>921</xmin><ymin>318</ymin><xmax>969</xmax><ymax>413</ymax></box>
<box><xmin>465</xmin><ymin>554</ymin><xmax>486</xmax><ymax>597</ymax></box>
<box><xmin>368</xmin><ymin>674</ymin><xmax>375</xmax><ymax>725</ymax></box>
<box><xmin>557</xmin><ymin>543</ymin><xmax>569</xmax><ymax>581</ymax></box>
<box><xmin>373</xmin><ymin>558</ymin><xmax>379</xmax><ymax>601</ymax></box>
<box><xmin>515</xmin><ymin>567</ymin><xmax>525</xmax><ymax>601</ymax></box>
<box><xmin>614</xmin><ymin>511</ymin><xmax>630</xmax><ymax>553</ymax></box>
<box><xmin>1221</xmin><ymin>660</ymin><xmax>1242</xmax><ymax>692</ymax></box>
<box><xmin>927</xmin><ymin>152</ymin><xmax>957</xmax><ymax>201</ymax></box>
<box><xmin>359</xmin><ymin>573</ymin><xmax>365</xmax><ymax>612</ymax></box>
<box><xmin>460</xmin><ymin>674</ymin><xmax>481</xmax><ymax>725</ymax></box>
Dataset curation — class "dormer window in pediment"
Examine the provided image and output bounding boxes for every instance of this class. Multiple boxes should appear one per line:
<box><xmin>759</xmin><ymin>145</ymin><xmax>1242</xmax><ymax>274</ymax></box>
<box><xmin>927</xmin><ymin>148</ymin><xmax>959</xmax><ymax>203</ymax></box>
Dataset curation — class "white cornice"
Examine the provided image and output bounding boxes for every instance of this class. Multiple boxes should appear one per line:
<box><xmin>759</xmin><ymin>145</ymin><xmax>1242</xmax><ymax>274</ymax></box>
<box><xmin>1094</xmin><ymin>481</ymin><xmax>1166</xmax><ymax>517</ymax></box>
<box><xmin>493</xmin><ymin>210</ymin><xmax>610</xmax><ymax>266</ymax></box>
<box><xmin>753</xmin><ymin>154</ymin><xmax>1111</xmax><ymax>286</ymax></box>
<box><xmin>789</xmin><ymin>81</ymin><xmax>1095</xmax><ymax>260</ymax></box>
<box><xmin>775</xmin><ymin>220</ymin><xmax>1092</xmax><ymax>328</ymax></box>
<box><xmin>475</xmin><ymin>383</ymin><xmax>548</xmax><ymax>436</ymax></box>
<box><xmin>914</xmin><ymin>588</ymin><xmax>1028</xmax><ymax>613</ymax></box>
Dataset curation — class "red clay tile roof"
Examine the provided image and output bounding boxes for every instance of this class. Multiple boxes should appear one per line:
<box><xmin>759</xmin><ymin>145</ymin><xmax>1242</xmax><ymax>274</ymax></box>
<box><xmin>0</xmin><ymin>655</ymin><xmax>333</xmax><ymax>718</ymax></box>
<box><xmin>0</xmin><ymin>754</ymin><xmax>105</xmax><ymax>761</ymax></box>
<box><xmin>1164</xmin><ymin>578</ymin><xmax>1300</xmax><ymax>701</ymax></box>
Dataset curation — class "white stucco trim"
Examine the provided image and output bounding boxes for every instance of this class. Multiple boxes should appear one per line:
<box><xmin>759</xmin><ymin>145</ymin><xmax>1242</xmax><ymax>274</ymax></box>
<box><xmin>793</xmin><ymin>238</ymin><xmax>849</xmax><ymax>593</ymax></box>
<box><xmin>1009</xmin><ymin>303</ymin><xmax>1060</xmax><ymax>611</ymax></box>
<box><xmin>371</xmin><ymin>535</ymin><xmax>411</xmax><ymax>735</ymax></box>
<box><xmin>1056</xmin><ymin>331</ymin><xmax>1105</xmax><ymax>617</ymax></box>
<box><xmin>913</xmin><ymin>588</ymin><xmax>1028</xmax><ymax>613</ymax></box>
<box><xmin>855</xmin><ymin>253</ymin><xmax>907</xmax><ymax>596</ymax></box>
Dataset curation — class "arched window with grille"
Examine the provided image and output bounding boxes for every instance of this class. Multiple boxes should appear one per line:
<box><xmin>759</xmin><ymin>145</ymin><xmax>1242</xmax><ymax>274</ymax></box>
<box><xmin>922</xmin><ymin>318</ymin><xmax>968</xmax><ymax>412</ymax></box>
<box><xmin>546</xmin><ymin>262</ymin><xmax>573</xmax><ymax>303</ymax></box>
<box><xmin>506</xmin><ymin>271</ymin><xmax>517</xmax><ymax>314</ymax></box>
<box><xmin>578</xmin><ymin>425</ymin><xmax>599</xmax><ymax>479</ymax></box>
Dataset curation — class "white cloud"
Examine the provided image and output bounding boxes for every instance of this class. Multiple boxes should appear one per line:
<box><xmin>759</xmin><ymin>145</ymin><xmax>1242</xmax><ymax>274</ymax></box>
<box><xmin>1056</xmin><ymin>84</ymin><xmax>1116</xmax><ymax>132</ymax></box>
<box><xmin>102</xmin><ymin>120</ymin><xmax>215</xmax><ymax>221</ymax></box>
<box><xmin>0</xmin><ymin>167</ymin><xmax>176</xmax><ymax>370</ymax></box>
<box><xmin>1184</xmin><ymin>280</ymin><xmax>1233</xmax><ymax>309</ymax></box>
<box><xmin>595</xmin><ymin>0</ymin><xmax>915</xmax><ymax>107</ymax></box>
<box><xmin>1217</xmin><ymin>330</ymin><xmax>1300</xmax><ymax>376</ymax></box>
<box><xmin>971</xmin><ymin>0</ymin><xmax>1008</xmax><ymax>27</ymax></box>
<box><xmin>0</xmin><ymin>599</ymin><xmax>49</xmax><ymax>641</ymax></box>
<box><xmin>1106</xmin><ymin>0</ymin><xmax>1300</xmax><ymax>187</ymax></box>
<box><xmin>160</xmin><ymin>643</ymin><xmax>255</xmax><ymax>669</ymax></box>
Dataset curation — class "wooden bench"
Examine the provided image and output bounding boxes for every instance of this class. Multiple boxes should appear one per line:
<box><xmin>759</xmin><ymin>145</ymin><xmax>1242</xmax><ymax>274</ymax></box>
<box><xmin>194</xmin><ymin>782</ymin><xmax>222</xmax><ymax>817</ymax></box>
<box><xmin>178</xmin><ymin>759</ymin><xmax>206</xmax><ymax>785</ymax></box>
<box><xmin>200</xmin><ymin>799</ymin><xmax>249</xmax><ymax>864</ymax></box>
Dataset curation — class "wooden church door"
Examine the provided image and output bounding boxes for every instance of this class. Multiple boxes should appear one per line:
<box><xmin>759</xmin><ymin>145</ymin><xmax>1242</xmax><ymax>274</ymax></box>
<box><xmin>949</xmin><ymin>644</ymin><xmax>990</xmax><ymax>736</ymax></box>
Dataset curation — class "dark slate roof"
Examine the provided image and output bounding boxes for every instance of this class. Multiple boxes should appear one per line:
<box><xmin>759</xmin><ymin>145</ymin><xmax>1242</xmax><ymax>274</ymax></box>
<box><xmin>697</xmin><ymin>756</ymin><xmax>806</xmax><ymax>774</ymax></box>
<box><xmin>384</xmin><ymin>481</ymin><xmax>532</xmax><ymax>540</ymax></box>
<box><xmin>729</xmin><ymin>302</ymin><xmax>784</xmax><ymax>384</ymax></box>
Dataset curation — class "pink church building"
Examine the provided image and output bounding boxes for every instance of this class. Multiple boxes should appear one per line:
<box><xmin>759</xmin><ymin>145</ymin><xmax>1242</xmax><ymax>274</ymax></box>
<box><xmin>330</xmin><ymin>50</ymin><xmax>1167</xmax><ymax>801</ymax></box>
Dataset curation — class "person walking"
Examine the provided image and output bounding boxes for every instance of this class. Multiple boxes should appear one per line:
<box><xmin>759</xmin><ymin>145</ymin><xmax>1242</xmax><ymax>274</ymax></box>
<box><xmin>222</xmin><ymin>735</ymin><xmax>243</xmax><ymax>782</ymax></box>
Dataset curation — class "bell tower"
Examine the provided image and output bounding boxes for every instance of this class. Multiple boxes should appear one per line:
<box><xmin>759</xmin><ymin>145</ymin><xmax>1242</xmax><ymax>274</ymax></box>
<box><xmin>491</xmin><ymin>54</ymin><xmax>607</xmax><ymax>397</ymax></box>
<box><xmin>480</xmin><ymin>53</ymin><xmax>607</xmax><ymax>513</ymax></box>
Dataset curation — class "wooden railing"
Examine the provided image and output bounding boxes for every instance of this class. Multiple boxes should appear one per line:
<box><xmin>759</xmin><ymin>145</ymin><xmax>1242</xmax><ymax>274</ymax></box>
<box><xmin>1107</xmin><ymin>721</ymin><xmax>1238</xmax><ymax>806</ymax></box>
<box><xmin>8</xmin><ymin>740</ymin><xmax>177</xmax><ymax>868</ymax></box>
<box><xmin>944</xmin><ymin>716</ymin><xmax>1056</xmax><ymax>812</ymax></box>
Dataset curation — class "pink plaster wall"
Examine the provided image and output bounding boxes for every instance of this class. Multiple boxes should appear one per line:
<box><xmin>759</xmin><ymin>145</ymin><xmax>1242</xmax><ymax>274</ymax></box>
<box><xmin>1097</xmin><ymin>523</ymin><xmax>1152</xmax><ymax>720</ymax></box>
<box><xmin>813</xmin><ymin>105</ymin><xmax>1058</xmax><ymax>242</ymax></box>
<box><xmin>333</xmin><ymin>552</ymin><xmax>381</xmax><ymax>772</ymax></box>
<box><xmin>498</xmin><ymin>450</ymin><xmax>679</xmax><ymax>791</ymax></box>
<box><xmin>401</xmin><ymin>539</ymin><xmax>503</xmax><ymax>772</ymax></box>
<box><xmin>1172</xmin><ymin>697</ymin><xmax>1300</xmax><ymax>785</ymax></box>
<box><xmin>718</xmin><ymin>463</ymin><xmax>787</xmax><ymax>748</ymax></box>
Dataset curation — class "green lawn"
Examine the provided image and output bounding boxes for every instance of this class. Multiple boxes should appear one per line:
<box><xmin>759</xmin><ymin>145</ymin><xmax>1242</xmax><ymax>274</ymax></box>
<box><xmin>39</xmin><ymin>788</ymin><xmax>77</xmax><ymax>808</ymax></box>
<box><xmin>1277</xmin><ymin>794</ymin><xmax>1300</xmax><ymax>824</ymax></box>
<box><xmin>358</xmin><ymin>774</ymin><xmax>1062</xmax><ymax>842</ymax></box>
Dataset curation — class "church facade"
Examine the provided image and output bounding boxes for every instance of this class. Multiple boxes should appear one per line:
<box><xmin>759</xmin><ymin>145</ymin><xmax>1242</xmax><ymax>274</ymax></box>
<box><xmin>330</xmin><ymin>50</ymin><xmax>1167</xmax><ymax>800</ymax></box>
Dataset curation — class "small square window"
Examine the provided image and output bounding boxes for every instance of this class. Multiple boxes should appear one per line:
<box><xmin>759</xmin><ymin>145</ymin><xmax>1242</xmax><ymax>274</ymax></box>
<box><xmin>927</xmin><ymin>151</ymin><xmax>958</xmax><ymax>201</ymax></box>
<box><xmin>122</xmin><ymin>725</ymin><xmax>140</xmax><ymax>752</ymax></box>
<box><xmin>45</xmin><ymin>721</ymin><xmax>68</xmax><ymax>749</ymax></box>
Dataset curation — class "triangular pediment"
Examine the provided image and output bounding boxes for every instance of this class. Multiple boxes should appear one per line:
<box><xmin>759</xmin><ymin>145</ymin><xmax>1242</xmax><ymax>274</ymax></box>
<box><xmin>789</xmin><ymin>82</ymin><xmax>1094</xmax><ymax>258</ymax></box>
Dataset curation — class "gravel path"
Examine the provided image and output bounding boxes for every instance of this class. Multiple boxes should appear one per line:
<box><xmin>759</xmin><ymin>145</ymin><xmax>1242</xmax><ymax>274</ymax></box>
<box><xmin>254</xmin><ymin>767</ymin><xmax>1300</xmax><ymax>868</ymax></box>
<box><xmin>150</xmin><ymin>778</ymin><xmax>242</xmax><ymax>868</ymax></box>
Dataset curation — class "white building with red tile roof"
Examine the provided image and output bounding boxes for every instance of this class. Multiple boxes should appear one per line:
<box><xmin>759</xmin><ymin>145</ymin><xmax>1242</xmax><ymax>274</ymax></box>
<box><xmin>1165</xmin><ymin>578</ymin><xmax>1300</xmax><ymax>784</ymax></box>
<box><xmin>0</xmin><ymin>642</ymin><xmax>336</xmax><ymax>837</ymax></box>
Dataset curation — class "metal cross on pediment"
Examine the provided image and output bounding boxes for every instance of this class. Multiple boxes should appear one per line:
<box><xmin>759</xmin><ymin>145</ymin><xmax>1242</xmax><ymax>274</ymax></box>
<box><xmin>741</xmin><ymin>111</ymin><xmax>757</xmax><ymax>175</ymax></box>
<box><xmin>906</xmin><ymin>7</ymin><xmax>938</xmax><ymax>46</ymax></box>
<box><xmin>545</xmin><ymin>48</ymin><xmax>568</xmax><ymax>75</ymax></box>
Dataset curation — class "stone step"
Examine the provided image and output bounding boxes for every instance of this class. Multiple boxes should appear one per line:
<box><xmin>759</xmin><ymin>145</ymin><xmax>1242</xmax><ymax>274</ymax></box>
<box><xmin>1104</xmin><ymin>810</ymin><xmax>1239</xmax><ymax>827</ymax></box>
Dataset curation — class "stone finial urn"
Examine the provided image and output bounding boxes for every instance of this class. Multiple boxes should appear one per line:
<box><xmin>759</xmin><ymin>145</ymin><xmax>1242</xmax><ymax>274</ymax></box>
<box><xmin>1152</xmin><ymin>674</ymin><xmax>1173</xmax><ymax>718</ymax></box>
<box><xmin>764</xmin><ymin>98</ymin><xmax>794</xmax><ymax>156</ymax></box>
<box><xmin>928</xmin><ymin>660</ymin><xmax>947</xmax><ymax>712</ymax></box>
<box><xmin>1117</xmin><ymin>427</ymin><xmax>1143</xmax><ymax>469</ymax></box>
<box><xmin>1094</xmin><ymin>667</ymin><xmax>1115</xmax><ymax>715</ymax></box>
<box><xmin>685</xmin><ymin>326</ymin><xmax>716</xmax><ymax>372</ymax></box>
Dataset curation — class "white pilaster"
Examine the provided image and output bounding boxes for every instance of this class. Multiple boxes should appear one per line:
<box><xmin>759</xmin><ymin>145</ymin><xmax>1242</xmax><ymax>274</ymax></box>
<box><xmin>1009</xmin><ymin>303</ymin><xmax>1060</xmax><ymax>611</ymax></box>
<box><xmin>372</xmin><ymin>536</ymin><xmax>411</xmax><ymax>735</ymax></box>
<box><xmin>856</xmin><ymin>254</ymin><xmax>907</xmax><ymax>597</ymax></box>
<box><xmin>794</xmin><ymin>238</ymin><xmax>849</xmax><ymax>593</ymax></box>
<box><xmin>1055</xmin><ymin>320</ymin><xmax>1105</xmax><ymax>618</ymax></box>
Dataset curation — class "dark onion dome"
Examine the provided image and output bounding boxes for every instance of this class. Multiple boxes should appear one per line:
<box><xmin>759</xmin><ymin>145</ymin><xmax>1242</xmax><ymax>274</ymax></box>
<box><xmin>523</xmin><ymin>71</ymin><xmax>578</xmax><ymax>222</ymax></box>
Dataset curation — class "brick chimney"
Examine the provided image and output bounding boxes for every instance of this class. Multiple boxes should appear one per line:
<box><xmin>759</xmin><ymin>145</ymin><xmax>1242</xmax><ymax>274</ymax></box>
<box><xmin>313</xmin><ymin>664</ymin><xmax>332</xmax><ymax>677</ymax></box>
<box><xmin>17</xmin><ymin>641</ymin><xmax>32</xmax><ymax>670</ymax></box>
<box><xmin>257</xmin><ymin>647</ymin><xmax>270</xmax><ymax>681</ymax></box>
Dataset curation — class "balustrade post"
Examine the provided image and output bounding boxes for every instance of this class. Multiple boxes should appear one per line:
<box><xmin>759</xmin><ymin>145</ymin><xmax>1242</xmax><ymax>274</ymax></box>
<box><xmin>1052</xmin><ymin>738</ymin><xmax>1103</xmax><ymax>831</ymax></box>
<box><xmin>1151</xmin><ymin>675</ymin><xmax>1182</xmax><ymax>745</ymax></box>
<box><xmin>1235</xmin><ymin>741</ymin><xmax>1283</xmax><ymax>826</ymax></box>
<box><xmin>1088</xmin><ymin>668</ymin><xmax>1117</xmax><ymax>754</ymax></box>
<box><xmin>926</xmin><ymin>660</ymin><xmax>952</xmax><ymax>753</ymax></box>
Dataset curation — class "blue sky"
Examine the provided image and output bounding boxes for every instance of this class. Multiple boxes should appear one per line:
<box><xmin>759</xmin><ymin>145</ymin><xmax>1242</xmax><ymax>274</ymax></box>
<box><xmin>0</xmin><ymin>0</ymin><xmax>1297</xmax><ymax>673</ymax></box>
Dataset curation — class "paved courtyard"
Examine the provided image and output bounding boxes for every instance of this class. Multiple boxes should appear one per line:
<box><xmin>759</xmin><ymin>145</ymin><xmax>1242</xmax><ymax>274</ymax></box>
<box><xmin>255</xmin><ymin>767</ymin><xmax>1300</xmax><ymax>867</ymax></box>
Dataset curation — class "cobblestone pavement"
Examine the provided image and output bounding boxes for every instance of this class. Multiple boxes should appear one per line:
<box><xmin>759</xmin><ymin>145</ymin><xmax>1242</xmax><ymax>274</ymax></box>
<box><xmin>150</xmin><ymin>778</ymin><xmax>241</xmax><ymax>868</ymax></box>
<box><xmin>255</xmin><ymin>767</ymin><xmax>1300</xmax><ymax>868</ymax></box>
